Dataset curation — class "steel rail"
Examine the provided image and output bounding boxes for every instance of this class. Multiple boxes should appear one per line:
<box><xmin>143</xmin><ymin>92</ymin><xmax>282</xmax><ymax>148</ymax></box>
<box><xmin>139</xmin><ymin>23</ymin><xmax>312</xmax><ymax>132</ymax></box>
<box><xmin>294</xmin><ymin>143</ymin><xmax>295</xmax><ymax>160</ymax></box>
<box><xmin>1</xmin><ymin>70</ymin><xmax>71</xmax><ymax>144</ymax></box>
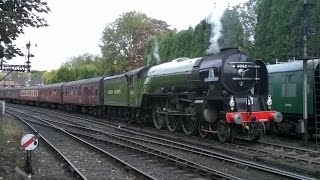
<box><xmin>8</xmin><ymin>105</ymin><xmax>316</xmax><ymax>179</ymax></box>
<box><xmin>7</xmin><ymin>111</ymin><xmax>88</xmax><ymax>180</ymax></box>
<box><xmin>7</xmin><ymin>108</ymin><xmax>162</xmax><ymax>180</ymax></box>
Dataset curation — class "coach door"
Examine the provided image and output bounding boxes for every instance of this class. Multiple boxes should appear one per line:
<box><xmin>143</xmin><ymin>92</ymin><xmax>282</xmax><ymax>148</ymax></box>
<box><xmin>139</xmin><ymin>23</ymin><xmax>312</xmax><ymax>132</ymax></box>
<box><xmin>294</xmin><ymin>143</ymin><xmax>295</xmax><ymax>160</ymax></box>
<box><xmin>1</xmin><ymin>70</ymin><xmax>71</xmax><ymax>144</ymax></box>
<box><xmin>83</xmin><ymin>86</ymin><xmax>89</xmax><ymax>105</ymax></box>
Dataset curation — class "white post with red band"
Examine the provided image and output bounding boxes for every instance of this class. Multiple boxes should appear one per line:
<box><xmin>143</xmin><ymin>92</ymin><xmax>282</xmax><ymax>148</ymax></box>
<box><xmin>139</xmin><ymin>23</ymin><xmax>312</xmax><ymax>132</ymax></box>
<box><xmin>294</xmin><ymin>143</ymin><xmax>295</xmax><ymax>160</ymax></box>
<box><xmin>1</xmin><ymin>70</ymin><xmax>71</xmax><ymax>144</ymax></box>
<box><xmin>21</xmin><ymin>134</ymin><xmax>38</xmax><ymax>174</ymax></box>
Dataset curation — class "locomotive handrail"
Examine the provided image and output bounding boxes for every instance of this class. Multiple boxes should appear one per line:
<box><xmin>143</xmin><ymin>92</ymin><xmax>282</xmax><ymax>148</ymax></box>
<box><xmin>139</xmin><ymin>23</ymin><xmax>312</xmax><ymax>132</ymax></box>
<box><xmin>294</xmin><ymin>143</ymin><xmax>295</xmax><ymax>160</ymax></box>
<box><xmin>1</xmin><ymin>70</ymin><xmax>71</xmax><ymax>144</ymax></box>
<box><xmin>232</xmin><ymin>77</ymin><xmax>260</xmax><ymax>80</ymax></box>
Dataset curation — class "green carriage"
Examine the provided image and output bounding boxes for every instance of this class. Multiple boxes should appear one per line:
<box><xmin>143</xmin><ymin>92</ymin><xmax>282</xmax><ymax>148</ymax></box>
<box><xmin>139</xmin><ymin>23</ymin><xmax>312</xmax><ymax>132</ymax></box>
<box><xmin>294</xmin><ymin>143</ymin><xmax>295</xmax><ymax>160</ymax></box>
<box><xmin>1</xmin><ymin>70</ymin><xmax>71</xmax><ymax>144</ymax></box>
<box><xmin>103</xmin><ymin>67</ymin><xmax>149</xmax><ymax>122</ymax></box>
<box><xmin>267</xmin><ymin>59</ymin><xmax>320</xmax><ymax>135</ymax></box>
<box><xmin>103</xmin><ymin>67</ymin><xmax>149</xmax><ymax>107</ymax></box>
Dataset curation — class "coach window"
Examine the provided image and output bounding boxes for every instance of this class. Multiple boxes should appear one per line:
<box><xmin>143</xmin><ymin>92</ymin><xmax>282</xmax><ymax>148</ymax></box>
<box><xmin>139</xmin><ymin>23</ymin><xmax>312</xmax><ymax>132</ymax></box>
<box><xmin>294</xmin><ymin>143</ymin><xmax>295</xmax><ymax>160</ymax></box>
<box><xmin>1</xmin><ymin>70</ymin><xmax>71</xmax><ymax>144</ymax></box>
<box><xmin>95</xmin><ymin>89</ymin><xmax>98</xmax><ymax>96</ymax></box>
<box><xmin>281</xmin><ymin>74</ymin><xmax>296</xmax><ymax>97</ymax></box>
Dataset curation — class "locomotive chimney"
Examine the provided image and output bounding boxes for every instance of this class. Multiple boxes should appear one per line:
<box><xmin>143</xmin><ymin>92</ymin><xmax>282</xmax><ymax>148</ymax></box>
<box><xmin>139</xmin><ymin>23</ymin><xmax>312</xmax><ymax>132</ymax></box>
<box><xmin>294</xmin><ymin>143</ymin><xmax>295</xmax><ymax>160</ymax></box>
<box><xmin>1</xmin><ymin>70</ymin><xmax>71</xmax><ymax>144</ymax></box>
<box><xmin>219</xmin><ymin>47</ymin><xmax>239</xmax><ymax>52</ymax></box>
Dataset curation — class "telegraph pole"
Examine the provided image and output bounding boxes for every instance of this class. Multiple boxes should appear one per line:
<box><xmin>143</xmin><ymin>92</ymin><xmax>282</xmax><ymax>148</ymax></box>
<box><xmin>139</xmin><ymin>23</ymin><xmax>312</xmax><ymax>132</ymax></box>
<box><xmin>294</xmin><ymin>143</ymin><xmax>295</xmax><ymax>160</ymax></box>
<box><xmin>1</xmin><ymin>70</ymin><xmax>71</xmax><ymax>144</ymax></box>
<box><xmin>302</xmin><ymin>0</ymin><xmax>315</xmax><ymax>145</ymax></box>
<box><xmin>302</xmin><ymin>0</ymin><xmax>308</xmax><ymax>145</ymax></box>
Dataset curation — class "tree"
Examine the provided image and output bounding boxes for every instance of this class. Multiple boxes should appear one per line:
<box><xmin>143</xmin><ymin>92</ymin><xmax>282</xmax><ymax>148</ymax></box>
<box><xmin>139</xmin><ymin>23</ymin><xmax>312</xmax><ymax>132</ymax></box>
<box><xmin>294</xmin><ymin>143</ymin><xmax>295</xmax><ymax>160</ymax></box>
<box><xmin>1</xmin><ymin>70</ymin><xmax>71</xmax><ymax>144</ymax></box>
<box><xmin>235</xmin><ymin>0</ymin><xmax>258</xmax><ymax>54</ymax></box>
<box><xmin>307</xmin><ymin>0</ymin><xmax>320</xmax><ymax>57</ymax></box>
<box><xmin>144</xmin><ymin>19</ymin><xmax>211</xmax><ymax>65</ymax></box>
<box><xmin>0</xmin><ymin>0</ymin><xmax>50</xmax><ymax>59</ymax></box>
<box><xmin>63</xmin><ymin>53</ymin><xmax>101</xmax><ymax>68</ymax></box>
<box><xmin>253</xmin><ymin>0</ymin><xmax>316</xmax><ymax>62</ymax></box>
<box><xmin>100</xmin><ymin>11</ymin><xmax>171</xmax><ymax>75</ymax></box>
<box><xmin>43</xmin><ymin>70</ymin><xmax>58</xmax><ymax>84</ymax></box>
<box><xmin>56</xmin><ymin>67</ymin><xmax>76</xmax><ymax>82</ymax></box>
<box><xmin>218</xmin><ymin>7</ymin><xmax>245</xmax><ymax>49</ymax></box>
<box><xmin>190</xmin><ymin>20</ymin><xmax>211</xmax><ymax>57</ymax></box>
<box><xmin>74</xmin><ymin>64</ymin><xmax>100</xmax><ymax>80</ymax></box>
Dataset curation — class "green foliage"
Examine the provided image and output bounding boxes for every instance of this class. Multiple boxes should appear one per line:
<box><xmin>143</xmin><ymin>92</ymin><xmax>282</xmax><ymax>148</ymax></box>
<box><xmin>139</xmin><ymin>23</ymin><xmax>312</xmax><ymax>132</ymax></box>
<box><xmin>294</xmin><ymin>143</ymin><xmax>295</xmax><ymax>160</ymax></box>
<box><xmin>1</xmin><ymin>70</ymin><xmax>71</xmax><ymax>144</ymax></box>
<box><xmin>42</xmin><ymin>53</ymin><xmax>104</xmax><ymax>84</ymax></box>
<box><xmin>144</xmin><ymin>8</ymin><xmax>248</xmax><ymax>65</ymax></box>
<box><xmin>74</xmin><ymin>64</ymin><xmax>100</xmax><ymax>80</ymax></box>
<box><xmin>307</xmin><ymin>0</ymin><xmax>320</xmax><ymax>57</ymax></box>
<box><xmin>43</xmin><ymin>70</ymin><xmax>58</xmax><ymax>84</ymax></box>
<box><xmin>144</xmin><ymin>20</ymin><xmax>211</xmax><ymax>65</ymax></box>
<box><xmin>100</xmin><ymin>11</ymin><xmax>171</xmax><ymax>75</ymax></box>
<box><xmin>238</xmin><ymin>0</ymin><xmax>257</xmax><ymax>39</ymax></box>
<box><xmin>0</xmin><ymin>0</ymin><xmax>50</xmax><ymax>59</ymax></box>
<box><xmin>56</xmin><ymin>67</ymin><xmax>76</xmax><ymax>82</ymax></box>
<box><xmin>63</xmin><ymin>53</ymin><xmax>100</xmax><ymax>68</ymax></box>
<box><xmin>219</xmin><ymin>7</ymin><xmax>245</xmax><ymax>49</ymax></box>
<box><xmin>254</xmin><ymin>0</ymin><xmax>320</xmax><ymax>63</ymax></box>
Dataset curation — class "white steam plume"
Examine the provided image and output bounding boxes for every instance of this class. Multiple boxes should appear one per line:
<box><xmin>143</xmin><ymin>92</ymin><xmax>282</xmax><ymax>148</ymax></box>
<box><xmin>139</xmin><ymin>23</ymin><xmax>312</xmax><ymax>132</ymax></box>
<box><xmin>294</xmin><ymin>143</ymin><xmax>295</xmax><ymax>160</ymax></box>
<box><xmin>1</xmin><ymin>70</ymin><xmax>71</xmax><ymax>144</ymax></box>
<box><xmin>206</xmin><ymin>3</ymin><xmax>225</xmax><ymax>54</ymax></box>
<box><xmin>146</xmin><ymin>37</ymin><xmax>161</xmax><ymax>65</ymax></box>
<box><xmin>153</xmin><ymin>38</ymin><xmax>161</xmax><ymax>64</ymax></box>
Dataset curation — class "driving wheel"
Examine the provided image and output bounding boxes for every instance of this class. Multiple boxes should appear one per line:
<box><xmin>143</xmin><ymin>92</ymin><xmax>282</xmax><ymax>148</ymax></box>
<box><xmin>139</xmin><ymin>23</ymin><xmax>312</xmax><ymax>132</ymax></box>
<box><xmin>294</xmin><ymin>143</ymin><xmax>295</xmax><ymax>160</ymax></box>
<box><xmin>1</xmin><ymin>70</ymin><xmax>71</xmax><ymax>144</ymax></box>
<box><xmin>217</xmin><ymin>119</ymin><xmax>231</xmax><ymax>142</ymax></box>
<box><xmin>181</xmin><ymin>116</ymin><xmax>198</xmax><ymax>136</ymax></box>
<box><xmin>166</xmin><ymin>115</ymin><xmax>180</xmax><ymax>132</ymax></box>
<box><xmin>152</xmin><ymin>105</ymin><xmax>165</xmax><ymax>129</ymax></box>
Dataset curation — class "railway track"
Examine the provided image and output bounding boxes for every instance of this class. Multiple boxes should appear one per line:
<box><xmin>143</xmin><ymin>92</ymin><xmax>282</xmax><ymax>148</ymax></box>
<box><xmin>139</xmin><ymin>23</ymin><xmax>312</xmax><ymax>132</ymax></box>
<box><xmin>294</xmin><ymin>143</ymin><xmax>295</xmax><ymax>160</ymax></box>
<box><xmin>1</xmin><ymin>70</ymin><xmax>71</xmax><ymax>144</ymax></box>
<box><xmin>5</xmin><ymin>111</ymin><xmax>87</xmax><ymax>179</ymax></box>
<box><xmin>8</xmin><ymin>107</ymin><xmax>236</xmax><ymax>180</ymax></box>
<box><xmin>7</xmin><ymin>104</ymin><xmax>315</xmax><ymax>180</ymax></box>
<box><xmin>7</xmin><ymin>108</ymin><xmax>154</xmax><ymax>180</ymax></box>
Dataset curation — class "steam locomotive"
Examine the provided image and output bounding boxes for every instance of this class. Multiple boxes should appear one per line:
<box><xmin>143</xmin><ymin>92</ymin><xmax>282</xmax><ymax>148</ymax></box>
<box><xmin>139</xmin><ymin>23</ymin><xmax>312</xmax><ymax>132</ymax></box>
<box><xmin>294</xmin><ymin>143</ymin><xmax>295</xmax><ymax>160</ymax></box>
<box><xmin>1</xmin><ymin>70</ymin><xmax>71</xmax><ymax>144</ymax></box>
<box><xmin>0</xmin><ymin>47</ymin><xmax>282</xmax><ymax>142</ymax></box>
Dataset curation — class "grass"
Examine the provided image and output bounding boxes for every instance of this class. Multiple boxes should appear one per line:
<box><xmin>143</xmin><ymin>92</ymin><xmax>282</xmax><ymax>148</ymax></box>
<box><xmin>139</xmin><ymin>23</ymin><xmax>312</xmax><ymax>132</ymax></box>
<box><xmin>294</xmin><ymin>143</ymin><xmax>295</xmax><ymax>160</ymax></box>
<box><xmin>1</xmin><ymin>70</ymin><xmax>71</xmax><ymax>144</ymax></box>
<box><xmin>0</xmin><ymin>116</ymin><xmax>25</xmax><ymax>171</ymax></box>
<box><xmin>0</xmin><ymin>116</ymin><xmax>22</xmax><ymax>143</ymax></box>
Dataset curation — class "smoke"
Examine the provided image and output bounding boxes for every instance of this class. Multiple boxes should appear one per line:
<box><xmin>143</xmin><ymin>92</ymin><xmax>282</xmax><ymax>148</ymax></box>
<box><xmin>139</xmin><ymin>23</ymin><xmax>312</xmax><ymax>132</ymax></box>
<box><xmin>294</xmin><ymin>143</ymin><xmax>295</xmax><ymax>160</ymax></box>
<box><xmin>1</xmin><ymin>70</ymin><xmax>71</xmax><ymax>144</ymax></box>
<box><xmin>147</xmin><ymin>37</ymin><xmax>161</xmax><ymax>65</ymax></box>
<box><xmin>205</xmin><ymin>3</ymin><xmax>225</xmax><ymax>54</ymax></box>
<box><xmin>153</xmin><ymin>38</ymin><xmax>161</xmax><ymax>64</ymax></box>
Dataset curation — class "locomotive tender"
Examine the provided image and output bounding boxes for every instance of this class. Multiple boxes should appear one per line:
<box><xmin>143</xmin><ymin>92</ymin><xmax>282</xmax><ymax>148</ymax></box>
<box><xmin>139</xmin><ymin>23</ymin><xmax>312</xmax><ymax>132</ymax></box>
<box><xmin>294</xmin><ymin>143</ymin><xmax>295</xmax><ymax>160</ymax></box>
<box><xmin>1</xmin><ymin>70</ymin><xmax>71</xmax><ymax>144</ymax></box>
<box><xmin>0</xmin><ymin>48</ymin><xmax>282</xmax><ymax>142</ymax></box>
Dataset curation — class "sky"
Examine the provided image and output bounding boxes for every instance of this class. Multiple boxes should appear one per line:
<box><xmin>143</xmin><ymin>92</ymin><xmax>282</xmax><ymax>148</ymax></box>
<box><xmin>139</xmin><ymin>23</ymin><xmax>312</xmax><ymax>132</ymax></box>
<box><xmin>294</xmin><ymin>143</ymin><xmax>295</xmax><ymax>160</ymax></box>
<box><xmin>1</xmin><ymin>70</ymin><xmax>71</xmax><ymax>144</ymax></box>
<box><xmin>11</xmin><ymin>0</ymin><xmax>248</xmax><ymax>71</ymax></box>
